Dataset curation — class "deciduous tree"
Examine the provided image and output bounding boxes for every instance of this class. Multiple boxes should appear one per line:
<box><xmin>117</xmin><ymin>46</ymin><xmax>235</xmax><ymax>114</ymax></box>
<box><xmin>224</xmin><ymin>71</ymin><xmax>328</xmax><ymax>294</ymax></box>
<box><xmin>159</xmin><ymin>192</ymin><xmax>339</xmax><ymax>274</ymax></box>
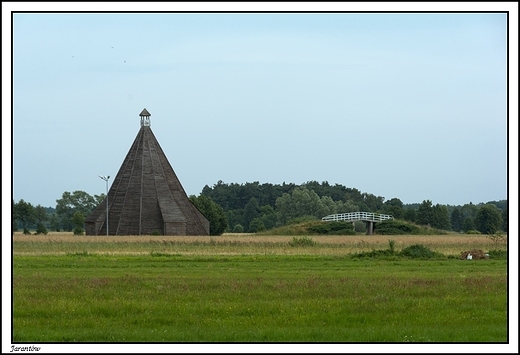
<box><xmin>34</xmin><ymin>205</ymin><xmax>49</xmax><ymax>235</ymax></box>
<box><xmin>383</xmin><ymin>198</ymin><xmax>404</xmax><ymax>219</ymax></box>
<box><xmin>475</xmin><ymin>204</ymin><xmax>503</xmax><ymax>234</ymax></box>
<box><xmin>275</xmin><ymin>187</ymin><xmax>337</xmax><ymax>225</ymax></box>
<box><xmin>451</xmin><ymin>208</ymin><xmax>463</xmax><ymax>232</ymax></box>
<box><xmin>244</xmin><ymin>197</ymin><xmax>260</xmax><ymax>231</ymax></box>
<box><xmin>431</xmin><ymin>204</ymin><xmax>451</xmax><ymax>230</ymax></box>
<box><xmin>55</xmin><ymin>191</ymin><xmax>98</xmax><ymax>231</ymax></box>
<box><xmin>71</xmin><ymin>211</ymin><xmax>85</xmax><ymax>235</ymax></box>
<box><xmin>14</xmin><ymin>199</ymin><xmax>35</xmax><ymax>234</ymax></box>
<box><xmin>190</xmin><ymin>195</ymin><xmax>228</xmax><ymax>236</ymax></box>
<box><xmin>417</xmin><ymin>200</ymin><xmax>433</xmax><ymax>226</ymax></box>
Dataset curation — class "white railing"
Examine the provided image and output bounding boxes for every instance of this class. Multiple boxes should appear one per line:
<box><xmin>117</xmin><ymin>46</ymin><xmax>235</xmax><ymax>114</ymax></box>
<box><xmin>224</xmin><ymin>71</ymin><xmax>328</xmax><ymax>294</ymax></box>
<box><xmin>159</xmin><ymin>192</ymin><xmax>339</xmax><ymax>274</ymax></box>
<box><xmin>322</xmin><ymin>212</ymin><xmax>394</xmax><ymax>223</ymax></box>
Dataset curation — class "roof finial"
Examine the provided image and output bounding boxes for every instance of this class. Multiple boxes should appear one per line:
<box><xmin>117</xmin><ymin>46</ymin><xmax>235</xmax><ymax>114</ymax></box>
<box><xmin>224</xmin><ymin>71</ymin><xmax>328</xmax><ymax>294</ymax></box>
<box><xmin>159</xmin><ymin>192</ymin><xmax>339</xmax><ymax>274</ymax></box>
<box><xmin>139</xmin><ymin>108</ymin><xmax>151</xmax><ymax>127</ymax></box>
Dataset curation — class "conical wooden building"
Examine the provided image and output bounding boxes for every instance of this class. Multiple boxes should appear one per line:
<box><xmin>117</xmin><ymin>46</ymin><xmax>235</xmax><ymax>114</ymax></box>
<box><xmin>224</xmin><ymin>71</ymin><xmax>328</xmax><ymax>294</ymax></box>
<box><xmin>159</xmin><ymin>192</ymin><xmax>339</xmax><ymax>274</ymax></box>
<box><xmin>85</xmin><ymin>109</ymin><xmax>210</xmax><ymax>236</ymax></box>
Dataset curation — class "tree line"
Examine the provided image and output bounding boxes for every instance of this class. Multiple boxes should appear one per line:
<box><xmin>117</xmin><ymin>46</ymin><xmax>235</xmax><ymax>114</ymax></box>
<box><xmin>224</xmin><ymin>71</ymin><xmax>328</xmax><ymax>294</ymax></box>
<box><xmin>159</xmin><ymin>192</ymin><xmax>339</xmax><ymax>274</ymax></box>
<box><xmin>12</xmin><ymin>191</ymin><xmax>104</xmax><ymax>235</ymax></box>
<box><xmin>12</xmin><ymin>180</ymin><xmax>507</xmax><ymax>235</ymax></box>
<box><xmin>200</xmin><ymin>180</ymin><xmax>507</xmax><ymax>234</ymax></box>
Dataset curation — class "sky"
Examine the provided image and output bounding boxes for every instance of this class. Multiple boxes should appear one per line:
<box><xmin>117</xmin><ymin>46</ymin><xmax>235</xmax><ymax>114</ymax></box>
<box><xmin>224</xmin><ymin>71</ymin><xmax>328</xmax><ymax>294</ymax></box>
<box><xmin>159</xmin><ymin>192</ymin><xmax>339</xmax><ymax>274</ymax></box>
<box><xmin>6</xmin><ymin>3</ymin><xmax>516</xmax><ymax>210</ymax></box>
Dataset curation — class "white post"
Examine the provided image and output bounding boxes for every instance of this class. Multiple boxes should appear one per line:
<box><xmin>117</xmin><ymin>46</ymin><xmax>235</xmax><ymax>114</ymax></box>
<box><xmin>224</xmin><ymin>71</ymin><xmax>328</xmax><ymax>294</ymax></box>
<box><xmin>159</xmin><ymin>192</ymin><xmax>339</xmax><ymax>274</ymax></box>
<box><xmin>99</xmin><ymin>175</ymin><xmax>110</xmax><ymax>236</ymax></box>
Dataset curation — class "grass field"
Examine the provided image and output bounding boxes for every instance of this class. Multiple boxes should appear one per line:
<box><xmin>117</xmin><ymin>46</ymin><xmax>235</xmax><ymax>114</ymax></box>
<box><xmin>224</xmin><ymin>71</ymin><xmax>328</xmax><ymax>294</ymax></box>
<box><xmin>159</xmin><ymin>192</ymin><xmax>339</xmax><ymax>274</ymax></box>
<box><xmin>11</xmin><ymin>232</ymin><xmax>508</xmax><ymax>344</ymax></box>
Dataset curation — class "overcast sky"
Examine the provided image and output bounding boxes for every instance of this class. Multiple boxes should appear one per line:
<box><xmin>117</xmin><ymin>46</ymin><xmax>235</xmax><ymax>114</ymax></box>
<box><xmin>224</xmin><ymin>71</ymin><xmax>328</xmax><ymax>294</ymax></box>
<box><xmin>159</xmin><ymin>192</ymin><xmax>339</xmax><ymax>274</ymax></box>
<box><xmin>6</xmin><ymin>4</ymin><xmax>515</xmax><ymax>209</ymax></box>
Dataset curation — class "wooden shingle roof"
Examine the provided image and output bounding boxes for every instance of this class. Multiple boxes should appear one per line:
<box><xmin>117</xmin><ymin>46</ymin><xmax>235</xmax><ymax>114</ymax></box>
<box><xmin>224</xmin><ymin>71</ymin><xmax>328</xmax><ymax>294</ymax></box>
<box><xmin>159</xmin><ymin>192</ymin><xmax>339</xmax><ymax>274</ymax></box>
<box><xmin>85</xmin><ymin>113</ymin><xmax>209</xmax><ymax>236</ymax></box>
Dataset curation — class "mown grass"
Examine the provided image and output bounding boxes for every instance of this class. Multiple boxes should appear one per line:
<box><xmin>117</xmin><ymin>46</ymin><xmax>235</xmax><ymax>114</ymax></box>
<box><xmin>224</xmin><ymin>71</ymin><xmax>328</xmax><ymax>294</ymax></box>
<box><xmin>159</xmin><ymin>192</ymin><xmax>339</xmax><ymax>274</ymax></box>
<box><xmin>11</xmin><ymin>233</ymin><xmax>508</xmax><ymax>343</ymax></box>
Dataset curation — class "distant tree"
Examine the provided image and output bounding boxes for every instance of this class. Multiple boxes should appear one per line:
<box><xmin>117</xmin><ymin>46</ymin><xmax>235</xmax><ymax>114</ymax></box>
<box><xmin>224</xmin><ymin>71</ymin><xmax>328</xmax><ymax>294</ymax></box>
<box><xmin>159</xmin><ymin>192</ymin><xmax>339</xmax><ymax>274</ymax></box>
<box><xmin>458</xmin><ymin>202</ymin><xmax>478</xmax><ymax>232</ymax></box>
<box><xmin>461</xmin><ymin>203</ymin><xmax>478</xmax><ymax>221</ymax></box>
<box><xmin>226</xmin><ymin>209</ymin><xmax>244</xmax><ymax>233</ymax></box>
<box><xmin>431</xmin><ymin>204</ymin><xmax>451</xmax><ymax>230</ymax></box>
<box><xmin>55</xmin><ymin>191</ymin><xmax>99</xmax><ymax>231</ymax></box>
<box><xmin>486</xmin><ymin>200</ymin><xmax>507</xmax><ymax>211</ymax></box>
<box><xmin>383</xmin><ymin>198</ymin><xmax>404</xmax><ymax>219</ymax></box>
<box><xmin>417</xmin><ymin>200</ymin><xmax>433</xmax><ymax>226</ymax></box>
<box><xmin>259</xmin><ymin>205</ymin><xmax>277</xmax><ymax>231</ymax></box>
<box><xmin>501</xmin><ymin>205</ymin><xmax>508</xmax><ymax>232</ymax></box>
<box><xmin>14</xmin><ymin>199</ymin><xmax>35</xmax><ymax>234</ymax></box>
<box><xmin>190</xmin><ymin>195</ymin><xmax>228</xmax><ymax>236</ymax></box>
<box><xmin>319</xmin><ymin>196</ymin><xmax>337</xmax><ymax>218</ymax></box>
<box><xmin>34</xmin><ymin>205</ymin><xmax>49</xmax><ymax>235</ymax></box>
<box><xmin>475</xmin><ymin>204</ymin><xmax>503</xmax><ymax>234</ymax></box>
<box><xmin>336</xmin><ymin>199</ymin><xmax>359</xmax><ymax>213</ymax></box>
<box><xmin>232</xmin><ymin>224</ymin><xmax>244</xmax><ymax>233</ymax></box>
<box><xmin>35</xmin><ymin>223</ymin><xmax>48</xmax><ymax>235</ymax></box>
<box><xmin>462</xmin><ymin>217</ymin><xmax>475</xmax><ymax>232</ymax></box>
<box><xmin>201</xmin><ymin>180</ymin><xmax>290</xmax><ymax>211</ymax></box>
<box><xmin>49</xmin><ymin>214</ymin><xmax>60</xmax><ymax>232</ymax></box>
<box><xmin>451</xmin><ymin>208</ymin><xmax>463</xmax><ymax>232</ymax></box>
<box><xmin>249</xmin><ymin>218</ymin><xmax>266</xmax><ymax>233</ymax></box>
<box><xmin>244</xmin><ymin>197</ymin><xmax>260</xmax><ymax>231</ymax></box>
<box><xmin>343</xmin><ymin>188</ymin><xmax>363</xmax><ymax>205</ymax></box>
<box><xmin>71</xmin><ymin>211</ymin><xmax>85</xmax><ymax>235</ymax></box>
<box><xmin>94</xmin><ymin>193</ymin><xmax>105</xmax><ymax>206</ymax></box>
<box><xmin>12</xmin><ymin>199</ymin><xmax>17</xmax><ymax>234</ymax></box>
<box><xmin>361</xmin><ymin>193</ymin><xmax>385</xmax><ymax>212</ymax></box>
<box><xmin>402</xmin><ymin>208</ymin><xmax>417</xmax><ymax>223</ymax></box>
<box><xmin>275</xmin><ymin>187</ymin><xmax>337</xmax><ymax>225</ymax></box>
<box><xmin>301</xmin><ymin>181</ymin><xmax>349</xmax><ymax>202</ymax></box>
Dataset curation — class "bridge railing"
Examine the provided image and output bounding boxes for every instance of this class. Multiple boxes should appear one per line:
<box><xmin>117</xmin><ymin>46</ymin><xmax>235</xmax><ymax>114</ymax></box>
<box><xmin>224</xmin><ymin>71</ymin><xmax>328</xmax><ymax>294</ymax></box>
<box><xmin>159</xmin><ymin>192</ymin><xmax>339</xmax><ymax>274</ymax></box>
<box><xmin>321</xmin><ymin>212</ymin><xmax>394</xmax><ymax>223</ymax></box>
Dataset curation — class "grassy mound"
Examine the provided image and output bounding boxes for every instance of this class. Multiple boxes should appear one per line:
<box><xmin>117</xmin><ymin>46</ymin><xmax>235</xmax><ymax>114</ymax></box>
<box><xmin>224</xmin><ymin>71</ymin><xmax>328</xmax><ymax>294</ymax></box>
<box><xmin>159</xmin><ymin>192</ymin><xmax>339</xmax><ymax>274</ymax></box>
<box><xmin>259</xmin><ymin>220</ymin><xmax>355</xmax><ymax>236</ymax></box>
<box><xmin>375</xmin><ymin>220</ymin><xmax>447</xmax><ymax>235</ymax></box>
<box><xmin>260</xmin><ymin>219</ymin><xmax>449</xmax><ymax>236</ymax></box>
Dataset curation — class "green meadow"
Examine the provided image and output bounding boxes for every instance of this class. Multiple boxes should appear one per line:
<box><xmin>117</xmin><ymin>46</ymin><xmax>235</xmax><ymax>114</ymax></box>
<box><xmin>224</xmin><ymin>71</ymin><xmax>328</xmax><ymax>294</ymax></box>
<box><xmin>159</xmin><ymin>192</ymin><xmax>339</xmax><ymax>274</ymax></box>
<box><xmin>12</xmin><ymin>234</ymin><xmax>508</xmax><ymax>343</ymax></box>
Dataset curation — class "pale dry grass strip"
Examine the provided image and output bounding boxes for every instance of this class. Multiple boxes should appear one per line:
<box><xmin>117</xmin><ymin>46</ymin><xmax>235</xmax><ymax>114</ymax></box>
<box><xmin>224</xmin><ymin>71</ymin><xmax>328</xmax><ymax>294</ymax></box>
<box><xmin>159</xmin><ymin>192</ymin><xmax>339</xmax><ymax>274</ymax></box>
<box><xmin>12</xmin><ymin>232</ymin><xmax>502</xmax><ymax>245</ymax></box>
<box><xmin>12</xmin><ymin>232</ymin><xmax>506</xmax><ymax>256</ymax></box>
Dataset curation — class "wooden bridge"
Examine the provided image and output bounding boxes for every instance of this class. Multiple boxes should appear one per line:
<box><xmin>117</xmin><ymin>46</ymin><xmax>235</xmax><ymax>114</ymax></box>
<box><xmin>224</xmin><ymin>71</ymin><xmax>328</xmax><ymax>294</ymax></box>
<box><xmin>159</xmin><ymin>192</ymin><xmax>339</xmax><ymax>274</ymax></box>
<box><xmin>321</xmin><ymin>212</ymin><xmax>394</xmax><ymax>235</ymax></box>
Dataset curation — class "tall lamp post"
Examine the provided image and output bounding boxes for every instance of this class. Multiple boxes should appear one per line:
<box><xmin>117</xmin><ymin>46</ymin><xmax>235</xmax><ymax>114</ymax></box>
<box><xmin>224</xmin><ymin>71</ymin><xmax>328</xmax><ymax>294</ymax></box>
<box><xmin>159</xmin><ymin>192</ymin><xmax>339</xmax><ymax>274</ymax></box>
<box><xmin>99</xmin><ymin>175</ymin><xmax>110</xmax><ymax>236</ymax></box>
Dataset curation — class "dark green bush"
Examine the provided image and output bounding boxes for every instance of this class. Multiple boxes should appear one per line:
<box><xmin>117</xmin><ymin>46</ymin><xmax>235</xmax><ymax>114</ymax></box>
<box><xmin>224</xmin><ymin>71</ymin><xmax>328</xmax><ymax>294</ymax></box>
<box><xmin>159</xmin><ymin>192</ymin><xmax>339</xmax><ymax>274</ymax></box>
<box><xmin>307</xmin><ymin>221</ymin><xmax>355</xmax><ymax>235</ymax></box>
<box><xmin>35</xmin><ymin>223</ymin><xmax>48</xmax><ymax>235</ymax></box>
<box><xmin>232</xmin><ymin>224</ymin><xmax>244</xmax><ymax>233</ymax></box>
<box><xmin>400</xmin><ymin>244</ymin><xmax>441</xmax><ymax>258</ymax></box>
<box><xmin>465</xmin><ymin>229</ymin><xmax>481</xmax><ymax>234</ymax></box>
<box><xmin>487</xmin><ymin>249</ymin><xmax>507</xmax><ymax>259</ymax></box>
<box><xmin>375</xmin><ymin>220</ymin><xmax>421</xmax><ymax>235</ymax></box>
<box><xmin>352</xmin><ymin>249</ymin><xmax>395</xmax><ymax>258</ymax></box>
<box><xmin>352</xmin><ymin>240</ymin><xmax>397</xmax><ymax>259</ymax></box>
